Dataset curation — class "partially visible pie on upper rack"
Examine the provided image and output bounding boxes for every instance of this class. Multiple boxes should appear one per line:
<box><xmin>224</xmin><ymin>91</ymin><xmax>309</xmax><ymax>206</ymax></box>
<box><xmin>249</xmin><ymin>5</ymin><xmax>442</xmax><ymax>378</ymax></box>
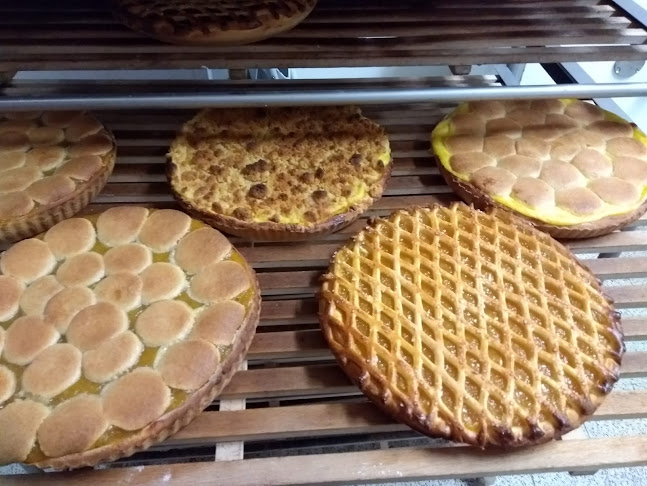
<box><xmin>0</xmin><ymin>111</ymin><xmax>116</xmax><ymax>242</ymax></box>
<box><xmin>113</xmin><ymin>0</ymin><xmax>318</xmax><ymax>46</ymax></box>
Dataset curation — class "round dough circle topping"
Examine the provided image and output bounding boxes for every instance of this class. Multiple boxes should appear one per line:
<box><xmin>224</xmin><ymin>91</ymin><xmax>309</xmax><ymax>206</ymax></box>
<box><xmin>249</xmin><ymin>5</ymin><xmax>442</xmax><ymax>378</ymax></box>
<box><xmin>1</xmin><ymin>238</ymin><xmax>55</xmax><ymax>284</ymax></box>
<box><xmin>37</xmin><ymin>395</ymin><xmax>108</xmax><ymax>458</ymax></box>
<box><xmin>22</xmin><ymin>343</ymin><xmax>82</xmax><ymax>399</ymax></box>
<box><xmin>94</xmin><ymin>272</ymin><xmax>143</xmax><ymax>311</ymax></box>
<box><xmin>192</xmin><ymin>301</ymin><xmax>245</xmax><ymax>346</ymax></box>
<box><xmin>96</xmin><ymin>206</ymin><xmax>148</xmax><ymax>247</ymax></box>
<box><xmin>44</xmin><ymin>218</ymin><xmax>97</xmax><ymax>259</ymax></box>
<box><xmin>0</xmin><ymin>151</ymin><xmax>26</xmax><ymax>171</ymax></box>
<box><xmin>66</xmin><ymin>302</ymin><xmax>128</xmax><ymax>352</ymax></box>
<box><xmin>56</xmin><ymin>252</ymin><xmax>104</xmax><ymax>287</ymax></box>
<box><xmin>26</xmin><ymin>175</ymin><xmax>76</xmax><ymax>205</ymax></box>
<box><xmin>174</xmin><ymin>227</ymin><xmax>232</xmax><ymax>274</ymax></box>
<box><xmin>190</xmin><ymin>260</ymin><xmax>251</xmax><ymax>304</ymax></box>
<box><xmin>157</xmin><ymin>339</ymin><xmax>220</xmax><ymax>391</ymax></box>
<box><xmin>82</xmin><ymin>331</ymin><xmax>143</xmax><ymax>384</ymax></box>
<box><xmin>0</xmin><ymin>400</ymin><xmax>50</xmax><ymax>464</ymax></box>
<box><xmin>56</xmin><ymin>155</ymin><xmax>103</xmax><ymax>181</ymax></box>
<box><xmin>0</xmin><ymin>167</ymin><xmax>40</xmax><ymax>193</ymax></box>
<box><xmin>44</xmin><ymin>286</ymin><xmax>96</xmax><ymax>334</ymax></box>
<box><xmin>103</xmin><ymin>368</ymin><xmax>171</xmax><ymax>431</ymax></box>
<box><xmin>0</xmin><ymin>192</ymin><xmax>34</xmax><ymax>220</ymax></box>
<box><xmin>104</xmin><ymin>243</ymin><xmax>152</xmax><ymax>275</ymax></box>
<box><xmin>25</xmin><ymin>146</ymin><xmax>67</xmax><ymax>172</ymax></box>
<box><xmin>3</xmin><ymin>316</ymin><xmax>59</xmax><ymax>366</ymax></box>
<box><xmin>0</xmin><ymin>275</ymin><xmax>24</xmax><ymax>321</ymax></box>
<box><xmin>140</xmin><ymin>263</ymin><xmax>186</xmax><ymax>304</ymax></box>
<box><xmin>20</xmin><ymin>275</ymin><xmax>63</xmax><ymax>316</ymax></box>
<box><xmin>138</xmin><ymin>209</ymin><xmax>191</xmax><ymax>253</ymax></box>
<box><xmin>0</xmin><ymin>365</ymin><xmax>16</xmax><ymax>405</ymax></box>
<box><xmin>136</xmin><ymin>300</ymin><xmax>194</xmax><ymax>347</ymax></box>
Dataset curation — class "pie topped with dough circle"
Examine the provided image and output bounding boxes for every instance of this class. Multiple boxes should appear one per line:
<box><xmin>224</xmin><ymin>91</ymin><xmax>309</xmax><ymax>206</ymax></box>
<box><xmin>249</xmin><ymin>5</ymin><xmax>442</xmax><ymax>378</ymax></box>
<box><xmin>0</xmin><ymin>110</ymin><xmax>116</xmax><ymax>243</ymax></box>
<box><xmin>432</xmin><ymin>99</ymin><xmax>647</xmax><ymax>238</ymax></box>
<box><xmin>0</xmin><ymin>207</ymin><xmax>260</xmax><ymax>469</ymax></box>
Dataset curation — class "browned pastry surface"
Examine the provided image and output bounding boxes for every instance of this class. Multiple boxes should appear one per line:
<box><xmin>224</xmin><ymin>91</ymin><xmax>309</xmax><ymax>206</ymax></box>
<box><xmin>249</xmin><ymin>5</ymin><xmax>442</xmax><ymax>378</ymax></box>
<box><xmin>320</xmin><ymin>203</ymin><xmax>624</xmax><ymax>448</ymax></box>
<box><xmin>114</xmin><ymin>0</ymin><xmax>318</xmax><ymax>45</ymax></box>
<box><xmin>432</xmin><ymin>100</ymin><xmax>647</xmax><ymax>237</ymax></box>
<box><xmin>0</xmin><ymin>111</ymin><xmax>115</xmax><ymax>242</ymax></box>
<box><xmin>168</xmin><ymin>106</ymin><xmax>392</xmax><ymax>241</ymax></box>
<box><xmin>0</xmin><ymin>208</ymin><xmax>260</xmax><ymax>469</ymax></box>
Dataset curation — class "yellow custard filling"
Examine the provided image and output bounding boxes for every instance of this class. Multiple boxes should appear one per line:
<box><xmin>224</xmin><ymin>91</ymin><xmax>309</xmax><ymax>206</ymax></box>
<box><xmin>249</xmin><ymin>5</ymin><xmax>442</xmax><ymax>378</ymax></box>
<box><xmin>0</xmin><ymin>211</ymin><xmax>256</xmax><ymax>463</ymax></box>
<box><xmin>432</xmin><ymin>99</ymin><xmax>647</xmax><ymax>226</ymax></box>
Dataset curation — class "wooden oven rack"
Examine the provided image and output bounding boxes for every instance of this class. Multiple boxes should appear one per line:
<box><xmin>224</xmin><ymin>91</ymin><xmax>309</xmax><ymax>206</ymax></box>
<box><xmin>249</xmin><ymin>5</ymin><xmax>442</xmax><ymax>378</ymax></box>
<box><xmin>5</xmin><ymin>98</ymin><xmax>647</xmax><ymax>484</ymax></box>
<box><xmin>1</xmin><ymin>0</ymin><xmax>647</xmax><ymax>71</ymax></box>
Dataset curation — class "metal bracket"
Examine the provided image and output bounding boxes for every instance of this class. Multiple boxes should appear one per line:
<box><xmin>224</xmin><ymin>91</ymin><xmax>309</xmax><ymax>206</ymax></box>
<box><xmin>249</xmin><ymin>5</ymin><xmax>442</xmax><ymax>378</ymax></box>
<box><xmin>614</xmin><ymin>60</ymin><xmax>645</xmax><ymax>79</ymax></box>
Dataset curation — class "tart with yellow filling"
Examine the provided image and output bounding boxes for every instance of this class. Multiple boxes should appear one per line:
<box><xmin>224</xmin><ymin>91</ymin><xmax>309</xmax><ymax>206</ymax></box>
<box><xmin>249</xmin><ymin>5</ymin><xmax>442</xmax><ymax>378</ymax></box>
<box><xmin>0</xmin><ymin>207</ymin><xmax>260</xmax><ymax>469</ymax></box>
<box><xmin>167</xmin><ymin>106</ymin><xmax>392</xmax><ymax>241</ymax></box>
<box><xmin>431</xmin><ymin>99</ymin><xmax>647</xmax><ymax>238</ymax></box>
<box><xmin>0</xmin><ymin>110</ymin><xmax>116</xmax><ymax>243</ymax></box>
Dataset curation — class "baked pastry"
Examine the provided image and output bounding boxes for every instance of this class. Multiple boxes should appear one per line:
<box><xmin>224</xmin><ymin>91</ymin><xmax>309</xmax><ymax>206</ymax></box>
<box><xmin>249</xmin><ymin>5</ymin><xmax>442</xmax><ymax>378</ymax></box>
<box><xmin>431</xmin><ymin>99</ymin><xmax>647</xmax><ymax>238</ymax></box>
<box><xmin>168</xmin><ymin>106</ymin><xmax>392</xmax><ymax>241</ymax></box>
<box><xmin>114</xmin><ymin>0</ymin><xmax>318</xmax><ymax>45</ymax></box>
<box><xmin>0</xmin><ymin>110</ymin><xmax>115</xmax><ymax>242</ymax></box>
<box><xmin>320</xmin><ymin>203</ymin><xmax>623</xmax><ymax>448</ymax></box>
<box><xmin>0</xmin><ymin>207</ymin><xmax>260</xmax><ymax>469</ymax></box>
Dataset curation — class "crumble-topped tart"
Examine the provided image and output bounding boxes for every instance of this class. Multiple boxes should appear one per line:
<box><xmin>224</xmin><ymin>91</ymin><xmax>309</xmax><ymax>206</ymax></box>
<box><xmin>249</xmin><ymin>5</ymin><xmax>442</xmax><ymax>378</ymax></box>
<box><xmin>431</xmin><ymin>99</ymin><xmax>647</xmax><ymax>238</ymax></box>
<box><xmin>320</xmin><ymin>203</ymin><xmax>623</xmax><ymax>448</ymax></box>
<box><xmin>0</xmin><ymin>207</ymin><xmax>260</xmax><ymax>469</ymax></box>
<box><xmin>168</xmin><ymin>106</ymin><xmax>392</xmax><ymax>241</ymax></box>
<box><xmin>0</xmin><ymin>110</ymin><xmax>115</xmax><ymax>242</ymax></box>
<box><xmin>114</xmin><ymin>0</ymin><xmax>318</xmax><ymax>45</ymax></box>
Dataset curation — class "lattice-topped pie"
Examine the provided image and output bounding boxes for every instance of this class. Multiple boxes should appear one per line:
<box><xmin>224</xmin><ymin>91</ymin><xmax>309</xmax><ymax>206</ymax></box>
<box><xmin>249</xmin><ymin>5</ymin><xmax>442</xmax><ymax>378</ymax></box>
<box><xmin>114</xmin><ymin>0</ymin><xmax>318</xmax><ymax>45</ymax></box>
<box><xmin>168</xmin><ymin>106</ymin><xmax>391</xmax><ymax>241</ymax></box>
<box><xmin>432</xmin><ymin>99</ymin><xmax>647</xmax><ymax>237</ymax></box>
<box><xmin>0</xmin><ymin>111</ymin><xmax>115</xmax><ymax>242</ymax></box>
<box><xmin>0</xmin><ymin>207</ymin><xmax>260</xmax><ymax>469</ymax></box>
<box><xmin>320</xmin><ymin>203</ymin><xmax>623</xmax><ymax>447</ymax></box>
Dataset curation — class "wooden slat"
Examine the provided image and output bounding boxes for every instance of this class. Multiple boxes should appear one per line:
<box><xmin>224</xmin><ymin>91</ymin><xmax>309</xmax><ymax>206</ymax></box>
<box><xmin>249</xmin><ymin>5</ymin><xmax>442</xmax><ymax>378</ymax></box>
<box><xmin>622</xmin><ymin>319</ymin><xmax>647</xmax><ymax>341</ymax></box>
<box><xmin>168</xmin><ymin>390</ymin><xmax>647</xmax><ymax>446</ymax></box>
<box><xmin>8</xmin><ymin>436</ymin><xmax>647</xmax><ymax>485</ymax></box>
<box><xmin>1</xmin><ymin>0</ymin><xmax>646</xmax><ymax>71</ymax></box>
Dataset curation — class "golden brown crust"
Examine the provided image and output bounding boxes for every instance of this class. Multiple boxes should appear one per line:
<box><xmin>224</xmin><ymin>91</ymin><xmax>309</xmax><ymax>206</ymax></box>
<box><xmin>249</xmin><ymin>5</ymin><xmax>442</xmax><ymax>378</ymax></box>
<box><xmin>19</xmin><ymin>275</ymin><xmax>63</xmax><ymax>316</ymax></box>
<box><xmin>432</xmin><ymin>100</ymin><xmax>647</xmax><ymax>238</ymax></box>
<box><xmin>34</xmin><ymin>260</ymin><xmax>260</xmax><ymax>470</ymax></box>
<box><xmin>189</xmin><ymin>260</ymin><xmax>250</xmax><ymax>304</ymax></box>
<box><xmin>3</xmin><ymin>316</ymin><xmax>60</xmax><ymax>366</ymax></box>
<box><xmin>438</xmin><ymin>162</ymin><xmax>647</xmax><ymax>238</ymax></box>
<box><xmin>319</xmin><ymin>203</ymin><xmax>623</xmax><ymax>448</ymax></box>
<box><xmin>21</xmin><ymin>344</ymin><xmax>82</xmax><ymax>399</ymax></box>
<box><xmin>167</xmin><ymin>106</ymin><xmax>392</xmax><ymax>241</ymax></box>
<box><xmin>0</xmin><ymin>111</ymin><xmax>115</xmax><ymax>243</ymax></box>
<box><xmin>0</xmin><ymin>208</ymin><xmax>261</xmax><ymax>470</ymax></box>
<box><xmin>37</xmin><ymin>395</ymin><xmax>109</xmax><ymax>459</ymax></box>
<box><xmin>102</xmin><ymin>368</ymin><xmax>171</xmax><ymax>432</ymax></box>
<box><xmin>114</xmin><ymin>0</ymin><xmax>318</xmax><ymax>46</ymax></box>
<box><xmin>0</xmin><ymin>400</ymin><xmax>50</xmax><ymax>464</ymax></box>
<box><xmin>82</xmin><ymin>331</ymin><xmax>144</xmax><ymax>384</ymax></box>
<box><xmin>156</xmin><ymin>339</ymin><xmax>220</xmax><ymax>391</ymax></box>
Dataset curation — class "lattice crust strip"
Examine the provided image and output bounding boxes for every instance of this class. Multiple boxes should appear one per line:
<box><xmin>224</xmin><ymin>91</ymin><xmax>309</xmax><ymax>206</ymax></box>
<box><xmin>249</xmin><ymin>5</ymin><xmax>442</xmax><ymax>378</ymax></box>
<box><xmin>319</xmin><ymin>203</ymin><xmax>624</xmax><ymax>448</ymax></box>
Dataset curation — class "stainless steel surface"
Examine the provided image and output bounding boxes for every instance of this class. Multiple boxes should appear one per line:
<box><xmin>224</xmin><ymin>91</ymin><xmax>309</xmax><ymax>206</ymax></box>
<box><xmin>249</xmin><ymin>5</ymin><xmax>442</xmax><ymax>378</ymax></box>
<box><xmin>3</xmin><ymin>82</ymin><xmax>647</xmax><ymax>111</ymax></box>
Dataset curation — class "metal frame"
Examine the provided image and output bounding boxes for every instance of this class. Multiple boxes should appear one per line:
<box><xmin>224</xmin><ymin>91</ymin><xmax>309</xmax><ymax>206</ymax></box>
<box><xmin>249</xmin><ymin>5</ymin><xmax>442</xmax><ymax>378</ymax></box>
<box><xmin>2</xmin><ymin>82</ymin><xmax>647</xmax><ymax>111</ymax></box>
